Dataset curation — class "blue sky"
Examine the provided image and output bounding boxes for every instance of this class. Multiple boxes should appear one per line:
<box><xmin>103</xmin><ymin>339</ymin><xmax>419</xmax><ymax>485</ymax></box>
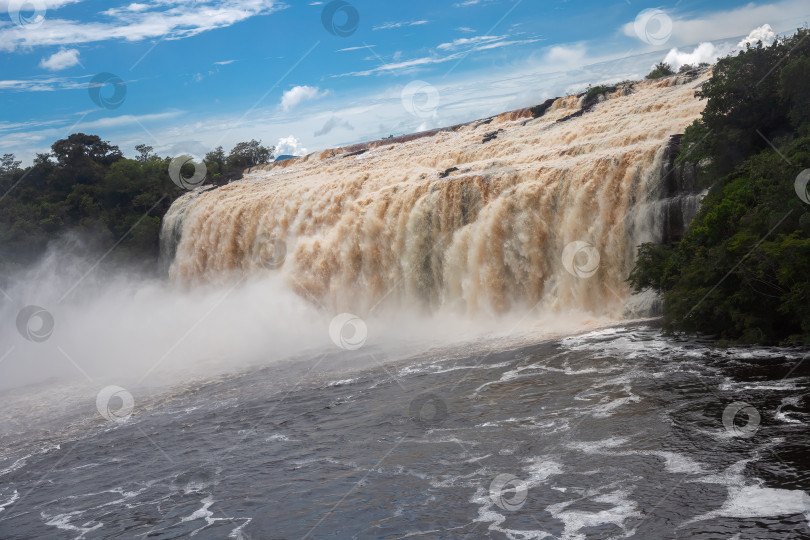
<box><xmin>1</xmin><ymin>0</ymin><xmax>809</xmax><ymax>163</ymax></box>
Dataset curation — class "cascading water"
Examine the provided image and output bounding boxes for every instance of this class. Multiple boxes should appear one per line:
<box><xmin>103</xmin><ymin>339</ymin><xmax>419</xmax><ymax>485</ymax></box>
<box><xmin>161</xmin><ymin>73</ymin><xmax>710</xmax><ymax>316</ymax></box>
<box><xmin>7</xmin><ymin>69</ymin><xmax>810</xmax><ymax>540</ymax></box>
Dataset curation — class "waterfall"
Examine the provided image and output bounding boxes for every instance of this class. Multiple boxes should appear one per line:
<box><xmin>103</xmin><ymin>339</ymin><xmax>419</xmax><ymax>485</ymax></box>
<box><xmin>160</xmin><ymin>73</ymin><xmax>709</xmax><ymax>317</ymax></box>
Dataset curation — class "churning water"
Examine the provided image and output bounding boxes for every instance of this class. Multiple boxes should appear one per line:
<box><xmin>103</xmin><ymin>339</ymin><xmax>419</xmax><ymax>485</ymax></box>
<box><xmin>1</xmin><ymin>324</ymin><xmax>809</xmax><ymax>538</ymax></box>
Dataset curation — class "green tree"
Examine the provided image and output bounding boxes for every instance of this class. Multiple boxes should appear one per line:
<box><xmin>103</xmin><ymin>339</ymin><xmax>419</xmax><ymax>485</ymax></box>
<box><xmin>134</xmin><ymin>144</ymin><xmax>156</xmax><ymax>163</ymax></box>
<box><xmin>629</xmin><ymin>28</ymin><xmax>810</xmax><ymax>343</ymax></box>
<box><xmin>1</xmin><ymin>153</ymin><xmax>21</xmax><ymax>175</ymax></box>
<box><xmin>779</xmin><ymin>56</ymin><xmax>810</xmax><ymax>130</ymax></box>
<box><xmin>646</xmin><ymin>62</ymin><xmax>674</xmax><ymax>79</ymax></box>
<box><xmin>204</xmin><ymin>146</ymin><xmax>227</xmax><ymax>181</ymax></box>
<box><xmin>226</xmin><ymin>140</ymin><xmax>274</xmax><ymax>171</ymax></box>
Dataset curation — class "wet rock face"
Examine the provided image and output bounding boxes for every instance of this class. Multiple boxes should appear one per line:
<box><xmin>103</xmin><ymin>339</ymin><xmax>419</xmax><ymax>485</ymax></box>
<box><xmin>660</xmin><ymin>133</ymin><xmax>706</xmax><ymax>244</ymax></box>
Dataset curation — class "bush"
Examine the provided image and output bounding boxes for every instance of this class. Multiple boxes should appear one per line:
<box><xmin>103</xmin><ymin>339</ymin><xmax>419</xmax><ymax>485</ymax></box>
<box><xmin>646</xmin><ymin>62</ymin><xmax>674</xmax><ymax>79</ymax></box>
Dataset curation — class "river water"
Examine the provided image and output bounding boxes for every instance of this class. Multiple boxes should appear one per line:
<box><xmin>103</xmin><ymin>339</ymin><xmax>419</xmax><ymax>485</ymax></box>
<box><xmin>1</xmin><ymin>323</ymin><xmax>808</xmax><ymax>539</ymax></box>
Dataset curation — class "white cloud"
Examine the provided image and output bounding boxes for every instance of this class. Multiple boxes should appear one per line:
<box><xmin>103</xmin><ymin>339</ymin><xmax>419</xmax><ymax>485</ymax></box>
<box><xmin>738</xmin><ymin>24</ymin><xmax>777</xmax><ymax>47</ymax></box>
<box><xmin>373</xmin><ymin>20</ymin><xmax>429</xmax><ymax>31</ymax></box>
<box><xmin>0</xmin><ymin>75</ymin><xmax>88</xmax><ymax>91</ymax></box>
<box><xmin>0</xmin><ymin>0</ymin><xmax>83</xmax><ymax>9</ymax></box>
<box><xmin>437</xmin><ymin>35</ymin><xmax>504</xmax><ymax>51</ymax></box>
<box><xmin>275</xmin><ymin>135</ymin><xmax>307</xmax><ymax>156</ymax></box>
<box><xmin>214</xmin><ymin>59</ymin><xmax>237</xmax><ymax>65</ymax></box>
<box><xmin>338</xmin><ymin>37</ymin><xmax>541</xmax><ymax>77</ymax></box>
<box><xmin>74</xmin><ymin>111</ymin><xmax>182</xmax><ymax>131</ymax></box>
<box><xmin>0</xmin><ymin>0</ymin><xmax>285</xmax><ymax>52</ymax></box>
<box><xmin>453</xmin><ymin>0</ymin><xmax>495</xmax><ymax>7</ymax></box>
<box><xmin>662</xmin><ymin>42</ymin><xmax>722</xmax><ymax>71</ymax></box>
<box><xmin>544</xmin><ymin>43</ymin><xmax>588</xmax><ymax>66</ymax></box>
<box><xmin>280</xmin><ymin>85</ymin><xmax>329</xmax><ymax>111</ymax></box>
<box><xmin>337</xmin><ymin>45</ymin><xmax>373</xmax><ymax>52</ymax></box>
<box><xmin>621</xmin><ymin>0</ymin><xmax>807</xmax><ymax>48</ymax></box>
<box><xmin>38</xmin><ymin>48</ymin><xmax>81</xmax><ymax>70</ymax></box>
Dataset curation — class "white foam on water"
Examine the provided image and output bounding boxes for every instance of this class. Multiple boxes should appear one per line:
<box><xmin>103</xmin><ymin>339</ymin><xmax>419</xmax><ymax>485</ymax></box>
<box><xmin>42</xmin><ymin>511</ymin><xmax>104</xmax><ymax>539</ymax></box>
<box><xmin>545</xmin><ymin>488</ymin><xmax>642</xmax><ymax>540</ymax></box>
<box><xmin>0</xmin><ymin>443</ymin><xmax>61</xmax><ymax>478</ymax></box>
<box><xmin>685</xmin><ymin>486</ymin><xmax>810</xmax><ymax>524</ymax></box>
<box><xmin>0</xmin><ymin>456</ymin><xmax>29</xmax><ymax>478</ymax></box>
<box><xmin>326</xmin><ymin>378</ymin><xmax>361</xmax><ymax>387</ymax></box>
<box><xmin>0</xmin><ymin>489</ymin><xmax>19</xmax><ymax>513</ymax></box>
<box><xmin>469</xmin><ymin>486</ymin><xmax>553</xmax><ymax>540</ymax></box>
<box><xmin>429</xmin><ymin>467</ymin><xmax>489</xmax><ymax>489</ymax></box>
<box><xmin>720</xmin><ymin>378</ymin><xmax>805</xmax><ymax>392</ymax></box>
<box><xmin>181</xmin><ymin>495</ymin><xmax>215</xmax><ymax>524</ymax></box>
<box><xmin>644</xmin><ymin>451</ymin><xmax>706</xmax><ymax>475</ymax></box>
<box><xmin>590</xmin><ymin>392</ymin><xmax>641</xmax><ymax>418</ymax></box>
<box><xmin>775</xmin><ymin>396</ymin><xmax>805</xmax><ymax>424</ymax></box>
<box><xmin>522</xmin><ymin>458</ymin><xmax>565</xmax><ymax>487</ymax></box>
<box><xmin>566</xmin><ymin>437</ymin><xmax>630</xmax><ymax>453</ymax></box>
<box><xmin>228</xmin><ymin>518</ymin><xmax>253</xmax><ymax>540</ymax></box>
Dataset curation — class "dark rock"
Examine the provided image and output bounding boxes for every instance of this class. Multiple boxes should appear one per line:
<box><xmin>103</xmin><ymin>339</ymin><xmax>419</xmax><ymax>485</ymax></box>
<box><xmin>659</xmin><ymin>133</ymin><xmax>707</xmax><ymax>243</ymax></box>
<box><xmin>482</xmin><ymin>129</ymin><xmax>503</xmax><ymax>143</ymax></box>
<box><xmin>529</xmin><ymin>97</ymin><xmax>558</xmax><ymax>119</ymax></box>
<box><xmin>439</xmin><ymin>167</ymin><xmax>459</xmax><ymax>178</ymax></box>
<box><xmin>556</xmin><ymin>108</ymin><xmax>586</xmax><ymax>123</ymax></box>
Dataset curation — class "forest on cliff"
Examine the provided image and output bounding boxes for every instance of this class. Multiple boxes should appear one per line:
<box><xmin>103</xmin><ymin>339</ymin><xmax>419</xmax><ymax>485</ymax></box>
<box><xmin>630</xmin><ymin>28</ymin><xmax>810</xmax><ymax>344</ymax></box>
<box><xmin>0</xmin><ymin>139</ymin><xmax>274</xmax><ymax>274</ymax></box>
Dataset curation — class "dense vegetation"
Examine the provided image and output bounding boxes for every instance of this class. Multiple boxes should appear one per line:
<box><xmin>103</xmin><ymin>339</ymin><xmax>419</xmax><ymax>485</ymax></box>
<box><xmin>0</xmin><ymin>135</ymin><xmax>274</xmax><ymax>275</ymax></box>
<box><xmin>630</xmin><ymin>28</ymin><xmax>810</xmax><ymax>344</ymax></box>
<box><xmin>646</xmin><ymin>61</ymin><xmax>675</xmax><ymax>79</ymax></box>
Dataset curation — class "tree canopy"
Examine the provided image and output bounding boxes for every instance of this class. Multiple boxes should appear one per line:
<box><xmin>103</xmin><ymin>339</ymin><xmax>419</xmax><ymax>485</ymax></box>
<box><xmin>630</xmin><ymin>28</ymin><xmax>810</xmax><ymax>344</ymax></box>
<box><xmin>0</xmin><ymin>136</ymin><xmax>275</xmax><ymax>276</ymax></box>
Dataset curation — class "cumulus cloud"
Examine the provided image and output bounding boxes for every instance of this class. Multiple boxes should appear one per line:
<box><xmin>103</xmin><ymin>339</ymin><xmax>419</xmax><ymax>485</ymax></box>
<box><xmin>275</xmin><ymin>135</ymin><xmax>308</xmax><ymax>157</ymax></box>
<box><xmin>621</xmin><ymin>0</ymin><xmax>806</xmax><ymax>48</ymax></box>
<box><xmin>39</xmin><ymin>48</ymin><xmax>81</xmax><ymax>70</ymax></box>
<box><xmin>280</xmin><ymin>85</ymin><xmax>328</xmax><ymax>111</ymax></box>
<box><xmin>314</xmin><ymin>116</ymin><xmax>354</xmax><ymax>137</ymax></box>
<box><xmin>738</xmin><ymin>24</ymin><xmax>777</xmax><ymax>48</ymax></box>
<box><xmin>662</xmin><ymin>42</ymin><xmax>721</xmax><ymax>71</ymax></box>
